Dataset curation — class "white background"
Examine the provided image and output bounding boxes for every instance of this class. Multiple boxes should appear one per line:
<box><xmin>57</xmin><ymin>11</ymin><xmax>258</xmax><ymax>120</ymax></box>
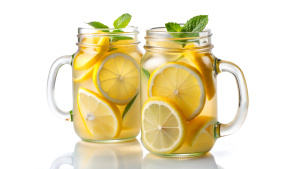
<box><xmin>1</xmin><ymin>0</ymin><xmax>300</xmax><ymax>168</ymax></box>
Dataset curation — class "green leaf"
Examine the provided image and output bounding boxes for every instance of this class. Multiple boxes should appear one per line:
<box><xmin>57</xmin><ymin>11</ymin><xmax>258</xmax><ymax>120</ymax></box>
<box><xmin>111</xmin><ymin>35</ymin><xmax>133</xmax><ymax>42</ymax></box>
<box><xmin>165</xmin><ymin>15</ymin><xmax>208</xmax><ymax>47</ymax></box>
<box><xmin>112</xmin><ymin>29</ymin><xmax>123</xmax><ymax>33</ymax></box>
<box><xmin>69</xmin><ymin>110</ymin><xmax>73</xmax><ymax>122</ymax></box>
<box><xmin>181</xmin><ymin>15</ymin><xmax>208</xmax><ymax>32</ymax></box>
<box><xmin>86</xmin><ymin>21</ymin><xmax>109</xmax><ymax>32</ymax></box>
<box><xmin>174</xmin><ymin>55</ymin><xmax>185</xmax><ymax>61</ymax></box>
<box><xmin>142</xmin><ymin>68</ymin><xmax>150</xmax><ymax>79</ymax></box>
<box><xmin>86</xmin><ymin>21</ymin><xmax>109</xmax><ymax>29</ymax></box>
<box><xmin>108</xmin><ymin>47</ymin><xmax>118</xmax><ymax>52</ymax></box>
<box><xmin>113</xmin><ymin>13</ymin><xmax>132</xmax><ymax>28</ymax></box>
<box><xmin>165</xmin><ymin>22</ymin><xmax>183</xmax><ymax>32</ymax></box>
<box><xmin>122</xmin><ymin>94</ymin><xmax>138</xmax><ymax>119</ymax></box>
<box><xmin>110</xmin><ymin>30</ymin><xmax>130</xmax><ymax>42</ymax></box>
<box><xmin>70</xmin><ymin>53</ymin><xmax>75</xmax><ymax>66</ymax></box>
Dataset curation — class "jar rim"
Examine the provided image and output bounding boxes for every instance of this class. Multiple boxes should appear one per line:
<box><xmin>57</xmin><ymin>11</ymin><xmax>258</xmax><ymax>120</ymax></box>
<box><xmin>77</xmin><ymin>26</ymin><xmax>140</xmax><ymax>47</ymax></box>
<box><xmin>145</xmin><ymin>26</ymin><xmax>212</xmax><ymax>41</ymax></box>
<box><xmin>147</xmin><ymin>26</ymin><xmax>211</xmax><ymax>34</ymax></box>
<box><xmin>144</xmin><ymin>26</ymin><xmax>212</xmax><ymax>50</ymax></box>
<box><xmin>78</xmin><ymin>26</ymin><xmax>139</xmax><ymax>34</ymax></box>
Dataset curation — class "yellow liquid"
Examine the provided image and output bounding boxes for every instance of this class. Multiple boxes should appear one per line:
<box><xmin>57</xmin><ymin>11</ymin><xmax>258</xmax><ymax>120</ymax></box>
<box><xmin>141</xmin><ymin>48</ymin><xmax>217</xmax><ymax>155</ymax></box>
<box><xmin>73</xmin><ymin>44</ymin><xmax>142</xmax><ymax>141</ymax></box>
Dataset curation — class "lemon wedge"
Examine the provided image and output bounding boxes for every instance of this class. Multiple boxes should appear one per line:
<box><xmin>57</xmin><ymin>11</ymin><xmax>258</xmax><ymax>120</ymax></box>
<box><xmin>141</xmin><ymin>97</ymin><xmax>187</xmax><ymax>154</ymax></box>
<box><xmin>174</xmin><ymin>116</ymin><xmax>216</xmax><ymax>154</ymax></box>
<box><xmin>77</xmin><ymin>88</ymin><xmax>121</xmax><ymax>139</ymax></box>
<box><xmin>186</xmin><ymin>116</ymin><xmax>216</xmax><ymax>145</ymax></box>
<box><xmin>148</xmin><ymin>62</ymin><xmax>206</xmax><ymax>121</ymax></box>
<box><xmin>74</xmin><ymin>37</ymin><xmax>110</xmax><ymax>70</ymax></box>
<box><xmin>93</xmin><ymin>52</ymin><xmax>139</xmax><ymax>105</ymax></box>
<box><xmin>73</xmin><ymin>65</ymin><xmax>95</xmax><ymax>83</ymax></box>
<box><xmin>187</xmin><ymin>52</ymin><xmax>216</xmax><ymax>100</ymax></box>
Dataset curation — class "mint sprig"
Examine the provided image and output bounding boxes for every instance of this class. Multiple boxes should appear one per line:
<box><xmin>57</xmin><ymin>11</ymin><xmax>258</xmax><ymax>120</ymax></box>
<box><xmin>165</xmin><ymin>15</ymin><xmax>208</xmax><ymax>47</ymax></box>
<box><xmin>86</xmin><ymin>13</ymin><xmax>133</xmax><ymax>43</ymax></box>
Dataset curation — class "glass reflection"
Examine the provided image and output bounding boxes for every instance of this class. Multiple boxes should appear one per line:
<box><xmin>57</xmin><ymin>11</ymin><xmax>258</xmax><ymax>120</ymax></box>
<box><xmin>50</xmin><ymin>139</ymin><xmax>143</xmax><ymax>169</ymax></box>
<box><xmin>142</xmin><ymin>153</ymin><xmax>223</xmax><ymax>169</ymax></box>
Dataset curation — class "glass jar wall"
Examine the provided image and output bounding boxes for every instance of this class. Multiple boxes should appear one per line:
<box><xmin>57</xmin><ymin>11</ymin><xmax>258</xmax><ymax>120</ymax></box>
<box><xmin>140</xmin><ymin>27</ymin><xmax>218</xmax><ymax>156</ymax></box>
<box><xmin>72</xmin><ymin>27</ymin><xmax>142</xmax><ymax>142</ymax></box>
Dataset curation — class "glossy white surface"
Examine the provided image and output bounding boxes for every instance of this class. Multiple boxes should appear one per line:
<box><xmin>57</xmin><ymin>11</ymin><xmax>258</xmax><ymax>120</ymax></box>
<box><xmin>1</xmin><ymin>0</ymin><xmax>300</xmax><ymax>168</ymax></box>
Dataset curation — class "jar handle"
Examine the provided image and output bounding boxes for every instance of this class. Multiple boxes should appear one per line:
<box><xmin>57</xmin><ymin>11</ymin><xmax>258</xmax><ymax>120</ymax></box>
<box><xmin>50</xmin><ymin>153</ymin><xmax>73</xmax><ymax>169</ymax></box>
<box><xmin>47</xmin><ymin>55</ymin><xmax>72</xmax><ymax>121</ymax></box>
<box><xmin>215</xmin><ymin>59</ymin><xmax>249</xmax><ymax>137</ymax></box>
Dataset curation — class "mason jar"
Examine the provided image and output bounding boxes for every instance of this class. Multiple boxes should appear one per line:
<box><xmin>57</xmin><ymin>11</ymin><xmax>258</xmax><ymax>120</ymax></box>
<box><xmin>140</xmin><ymin>27</ymin><xmax>249</xmax><ymax>157</ymax></box>
<box><xmin>47</xmin><ymin>26</ymin><xmax>142</xmax><ymax>142</ymax></box>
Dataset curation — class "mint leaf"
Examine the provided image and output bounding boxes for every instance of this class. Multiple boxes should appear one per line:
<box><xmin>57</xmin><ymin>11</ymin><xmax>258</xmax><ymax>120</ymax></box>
<box><xmin>111</xmin><ymin>36</ymin><xmax>133</xmax><ymax>42</ymax></box>
<box><xmin>86</xmin><ymin>13</ymin><xmax>133</xmax><ymax>43</ymax></box>
<box><xmin>142</xmin><ymin>68</ymin><xmax>150</xmax><ymax>79</ymax></box>
<box><xmin>174</xmin><ymin>55</ymin><xmax>184</xmax><ymax>61</ymax></box>
<box><xmin>108</xmin><ymin>47</ymin><xmax>118</xmax><ymax>52</ymax></box>
<box><xmin>165</xmin><ymin>22</ymin><xmax>182</xmax><ymax>32</ymax></box>
<box><xmin>87</xmin><ymin>21</ymin><xmax>109</xmax><ymax>29</ymax></box>
<box><xmin>69</xmin><ymin>110</ymin><xmax>73</xmax><ymax>122</ymax></box>
<box><xmin>181</xmin><ymin>15</ymin><xmax>208</xmax><ymax>32</ymax></box>
<box><xmin>122</xmin><ymin>94</ymin><xmax>138</xmax><ymax>119</ymax></box>
<box><xmin>112</xmin><ymin>29</ymin><xmax>123</xmax><ymax>33</ymax></box>
<box><xmin>70</xmin><ymin>53</ymin><xmax>75</xmax><ymax>66</ymax></box>
<box><xmin>165</xmin><ymin>23</ymin><xmax>187</xmax><ymax>46</ymax></box>
<box><xmin>113</xmin><ymin>13</ymin><xmax>132</xmax><ymax>28</ymax></box>
<box><xmin>110</xmin><ymin>30</ymin><xmax>132</xmax><ymax>42</ymax></box>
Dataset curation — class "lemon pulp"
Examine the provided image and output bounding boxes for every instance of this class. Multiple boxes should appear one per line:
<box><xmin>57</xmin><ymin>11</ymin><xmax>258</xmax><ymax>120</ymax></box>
<box><xmin>142</xmin><ymin>97</ymin><xmax>186</xmax><ymax>154</ymax></box>
<box><xmin>93</xmin><ymin>52</ymin><xmax>139</xmax><ymax>105</ymax></box>
<box><xmin>148</xmin><ymin>62</ymin><xmax>206</xmax><ymax>121</ymax></box>
<box><xmin>77</xmin><ymin>88</ymin><xmax>121</xmax><ymax>139</ymax></box>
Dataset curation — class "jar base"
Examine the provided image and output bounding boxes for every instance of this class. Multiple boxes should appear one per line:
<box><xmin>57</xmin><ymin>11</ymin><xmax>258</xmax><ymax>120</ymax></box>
<box><xmin>82</xmin><ymin>136</ymin><xmax>137</xmax><ymax>143</ymax></box>
<box><xmin>152</xmin><ymin>152</ymin><xmax>207</xmax><ymax>158</ymax></box>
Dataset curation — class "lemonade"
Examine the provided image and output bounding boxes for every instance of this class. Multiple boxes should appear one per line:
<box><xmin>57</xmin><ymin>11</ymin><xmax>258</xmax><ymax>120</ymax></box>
<box><xmin>72</xmin><ymin>25</ymin><xmax>142</xmax><ymax>142</ymax></box>
<box><xmin>141</xmin><ymin>24</ymin><xmax>218</xmax><ymax>156</ymax></box>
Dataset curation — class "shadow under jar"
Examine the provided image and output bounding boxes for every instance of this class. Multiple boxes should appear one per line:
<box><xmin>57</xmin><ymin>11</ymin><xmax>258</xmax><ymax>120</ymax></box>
<box><xmin>47</xmin><ymin>27</ymin><xmax>143</xmax><ymax>142</ymax></box>
<box><xmin>140</xmin><ymin>27</ymin><xmax>248</xmax><ymax>157</ymax></box>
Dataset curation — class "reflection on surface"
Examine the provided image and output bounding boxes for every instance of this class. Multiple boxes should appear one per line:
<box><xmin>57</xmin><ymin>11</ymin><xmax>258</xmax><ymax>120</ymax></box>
<box><xmin>142</xmin><ymin>153</ymin><xmax>223</xmax><ymax>169</ymax></box>
<box><xmin>50</xmin><ymin>139</ymin><xmax>143</xmax><ymax>169</ymax></box>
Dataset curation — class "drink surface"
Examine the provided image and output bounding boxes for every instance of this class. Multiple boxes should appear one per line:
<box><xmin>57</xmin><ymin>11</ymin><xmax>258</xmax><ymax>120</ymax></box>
<box><xmin>141</xmin><ymin>42</ymin><xmax>217</xmax><ymax>156</ymax></box>
<box><xmin>72</xmin><ymin>36</ymin><xmax>142</xmax><ymax>142</ymax></box>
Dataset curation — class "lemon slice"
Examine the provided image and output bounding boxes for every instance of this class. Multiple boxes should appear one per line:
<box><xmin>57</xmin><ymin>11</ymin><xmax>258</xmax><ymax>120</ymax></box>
<box><xmin>74</xmin><ymin>37</ymin><xmax>110</xmax><ymax>70</ymax></box>
<box><xmin>187</xmin><ymin>52</ymin><xmax>216</xmax><ymax>100</ymax></box>
<box><xmin>148</xmin><ymin>62</ymin><xmax>206</xmax><ymax>121</ymax></box>
<box><xmin>173</xmin><ymin>116</ymin><xmax>216</xmax><ymax>154</ymax></box>
<box><xmin>187</xmin><ymin>116</ymin><xmax>216</xmax><ymax>145</ymax></box>
<box><xmin>73</xmin><ymin>65</ymin><xmax>95</xmax><ymax>83</ymax></box>
<box><xmin>77</xmin><ymin>88</ymin><xmax>121</xmax><ymax>139</ymax></box>
<box><xmin>93</xmin><ymin>52</ymin><xmax>139</xmax><ymax>105</ymax></box>
<box><xmin>141</xmin><ymin>97</ymin><xmax>187</xmax><ymax>154</ymax></box>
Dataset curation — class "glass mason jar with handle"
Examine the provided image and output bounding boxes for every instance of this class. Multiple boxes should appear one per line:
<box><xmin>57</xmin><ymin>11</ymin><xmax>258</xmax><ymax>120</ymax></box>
<box><xmin>47</xmin><ymin>27</ymin><xmax>142</xmax><ymax>142</ymax></box>
<box><xmin>140</xmin><ymin>27</ymin><xmax>249</xmax><ymax>157</ymax></box>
